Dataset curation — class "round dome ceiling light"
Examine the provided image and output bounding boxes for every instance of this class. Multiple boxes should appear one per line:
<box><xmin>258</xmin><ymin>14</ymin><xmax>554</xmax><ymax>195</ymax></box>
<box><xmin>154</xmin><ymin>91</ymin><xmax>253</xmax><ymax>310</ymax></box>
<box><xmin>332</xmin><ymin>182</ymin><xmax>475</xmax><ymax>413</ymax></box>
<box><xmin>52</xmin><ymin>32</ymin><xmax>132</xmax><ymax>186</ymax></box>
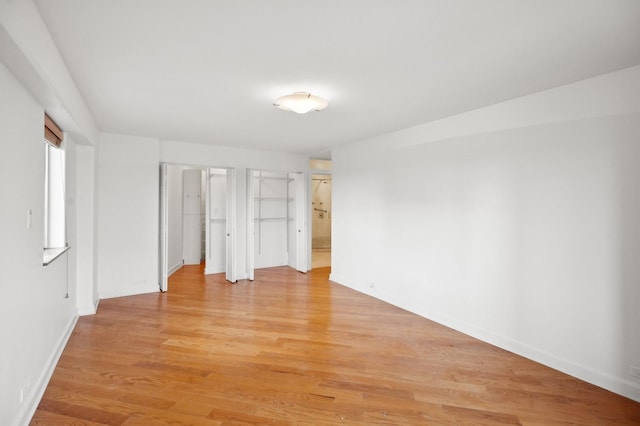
<box><xmin>273</xmin><ymin>92</ymin><xmax>328</xmax><ymax>114</ymax></box>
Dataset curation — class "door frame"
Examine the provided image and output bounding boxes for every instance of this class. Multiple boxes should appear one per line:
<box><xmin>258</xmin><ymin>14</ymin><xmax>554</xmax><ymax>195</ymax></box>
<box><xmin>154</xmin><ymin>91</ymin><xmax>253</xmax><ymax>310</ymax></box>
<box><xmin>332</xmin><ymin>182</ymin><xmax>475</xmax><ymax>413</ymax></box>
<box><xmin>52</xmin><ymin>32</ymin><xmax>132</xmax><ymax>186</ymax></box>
<box><xmin>309</xmin><ymin>169</ymin><xmax>332</xmax><ymax>270</ymax></box>
<box><xmin>159</xmin><ymin>162</ymin><xmax>237</xmax><ymax>290</ymax></box>
<box><xmin>246</xmin><ymin>169</ymin><xmax>308</xmax><ymax>280</ymax></box>
<box><xmin>204</xmin><ymin>167</ymin><xmax>236</xmax><ymax>281</ymax></box>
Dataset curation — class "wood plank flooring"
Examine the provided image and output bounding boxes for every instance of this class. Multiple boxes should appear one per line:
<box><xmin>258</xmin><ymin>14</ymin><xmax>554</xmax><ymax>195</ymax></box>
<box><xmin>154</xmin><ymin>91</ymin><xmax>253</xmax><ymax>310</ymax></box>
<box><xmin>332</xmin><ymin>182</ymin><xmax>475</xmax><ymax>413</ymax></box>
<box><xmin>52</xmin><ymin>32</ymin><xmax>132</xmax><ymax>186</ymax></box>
<box><xmin>32</xmin><ymin>265</ymin><xmax>640</xmax><ymax>425</ymax></box>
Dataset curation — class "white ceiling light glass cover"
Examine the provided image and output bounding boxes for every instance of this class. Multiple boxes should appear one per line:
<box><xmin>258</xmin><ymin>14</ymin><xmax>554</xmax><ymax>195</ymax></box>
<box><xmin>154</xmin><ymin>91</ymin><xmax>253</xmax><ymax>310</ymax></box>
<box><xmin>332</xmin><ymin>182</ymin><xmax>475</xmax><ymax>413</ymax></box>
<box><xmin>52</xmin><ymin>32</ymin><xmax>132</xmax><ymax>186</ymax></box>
<box><xmin>274</xmin><ymin>92</ymin><xmax>328</xmax><ymax>114</ymax></box>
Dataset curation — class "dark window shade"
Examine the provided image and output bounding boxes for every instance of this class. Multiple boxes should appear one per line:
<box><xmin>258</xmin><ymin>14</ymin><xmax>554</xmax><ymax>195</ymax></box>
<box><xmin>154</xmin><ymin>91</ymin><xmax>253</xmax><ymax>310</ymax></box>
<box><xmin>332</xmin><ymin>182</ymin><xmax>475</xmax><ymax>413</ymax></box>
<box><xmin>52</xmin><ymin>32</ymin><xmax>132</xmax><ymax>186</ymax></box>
<box><xmin>44</xmin><ymin>113</ymin><xmax>63</xmax><ymax>147</ymax></box>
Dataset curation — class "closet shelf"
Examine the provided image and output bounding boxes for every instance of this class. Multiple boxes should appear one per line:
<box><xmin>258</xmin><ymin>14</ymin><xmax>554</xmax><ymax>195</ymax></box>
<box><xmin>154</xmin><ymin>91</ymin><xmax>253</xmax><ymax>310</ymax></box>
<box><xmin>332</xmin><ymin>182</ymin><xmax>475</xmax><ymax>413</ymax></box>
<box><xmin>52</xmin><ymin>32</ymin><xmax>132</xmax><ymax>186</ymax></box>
<box><xmin>209</xmin><ymin>218</ymin><xmax>226</xmax><ymax>223</ymax></box>
<box><xmin>255</xmin><ymin>177</ymin><xmax>294</xmax><ymax>182</ymax></box>
<box><xmin>254</xmin><ymin>217</ymin><xmax>293</xmax><ymax>222</ymax></box>
<box><xmin>255</xmin><ymin>197</ymin><xmax>293</xmax><ymax>201</ymax></box>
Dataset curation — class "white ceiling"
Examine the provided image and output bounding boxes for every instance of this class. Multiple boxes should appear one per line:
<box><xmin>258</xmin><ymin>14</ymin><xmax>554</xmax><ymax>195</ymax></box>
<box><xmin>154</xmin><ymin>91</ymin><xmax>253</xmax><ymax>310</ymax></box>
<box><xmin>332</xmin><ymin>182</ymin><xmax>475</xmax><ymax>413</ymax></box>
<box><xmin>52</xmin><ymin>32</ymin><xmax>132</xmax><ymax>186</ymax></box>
<box><xmin>34</xmin><ymin>0</ymin><xmax>640</xmax><ymax>157</ymax></box>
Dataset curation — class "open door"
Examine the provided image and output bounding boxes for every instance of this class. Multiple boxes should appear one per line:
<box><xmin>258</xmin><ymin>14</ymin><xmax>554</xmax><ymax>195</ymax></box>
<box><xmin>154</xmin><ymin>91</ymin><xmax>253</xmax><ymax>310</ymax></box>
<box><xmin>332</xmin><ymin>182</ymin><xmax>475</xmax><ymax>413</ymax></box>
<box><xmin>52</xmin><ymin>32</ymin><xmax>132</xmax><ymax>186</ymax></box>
<box><xmin>225</xmin><ymin>168</ymin><xmax>237</xmax><ymax>282</ymax></box>
<box><xmin>204</xmin><ymin>168</ymin><xmax>237</xmax><ymax>283</ymax></box>
<box><xmin>205</xmin><ymin>168</ymin><xmax>224</xmax><ymax>275</ymax></box>
<box><xmin>292</xmin><ymin>172</ymin><xmax>308</xmax><ymax>272</ymax></box>
<box><xmin>182</xmin><ymin>169</ymin><xmax>203</xmax><ymax>265</ymax></box>
<box><xmin>246</xmin><ymin>169</ymin><xmax>255</xmax><ymax>280</ymax></box>
<box><xmin>158</xmin><ymin>163</ymin><xmax>168</xmax><ymax>292</ymax></box>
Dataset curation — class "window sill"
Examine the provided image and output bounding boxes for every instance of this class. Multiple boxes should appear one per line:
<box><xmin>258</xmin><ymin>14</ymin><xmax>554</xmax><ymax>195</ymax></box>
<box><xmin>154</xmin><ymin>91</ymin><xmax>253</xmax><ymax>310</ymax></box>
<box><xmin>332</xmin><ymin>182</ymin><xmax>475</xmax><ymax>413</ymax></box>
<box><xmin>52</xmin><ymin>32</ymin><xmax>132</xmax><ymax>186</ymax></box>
<box><xmin>43</xmin><ymin>246</ymin><xmax>70</xmax><ymax>266</ymax></box>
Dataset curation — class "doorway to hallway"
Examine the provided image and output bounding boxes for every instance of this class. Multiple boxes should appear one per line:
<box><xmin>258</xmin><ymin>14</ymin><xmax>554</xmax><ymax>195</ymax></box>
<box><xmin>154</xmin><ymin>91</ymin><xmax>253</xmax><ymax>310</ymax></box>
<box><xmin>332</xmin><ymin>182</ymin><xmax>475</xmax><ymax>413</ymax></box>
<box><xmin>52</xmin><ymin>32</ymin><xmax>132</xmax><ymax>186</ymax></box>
<box><xmin>311</xmin><ymin>174</ymin><xmax>331</xmax><ymax>269</ymax></box>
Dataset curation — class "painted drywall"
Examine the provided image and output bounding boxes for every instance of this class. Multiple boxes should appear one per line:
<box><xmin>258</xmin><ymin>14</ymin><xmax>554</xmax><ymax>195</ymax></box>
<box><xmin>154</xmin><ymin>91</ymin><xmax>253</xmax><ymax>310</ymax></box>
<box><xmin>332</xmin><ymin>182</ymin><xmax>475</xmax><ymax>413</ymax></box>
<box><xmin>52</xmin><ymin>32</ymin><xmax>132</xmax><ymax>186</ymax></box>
<box><xmin>97</xmin><ymin>133</ymin><xmax>160</xmax><ymax>299</ymax></box>
<box><xmin>75</xmin><ymin>145</ymin><xmax>98</xmax><ymax>314</ymax></box>
<box><xmin>0</xmin><ymin>0</ymin><xmax>98</xmax><ymax>145</ymax></box>
<box><xmin>1</xmin><ymin>0</ymin><xmax>99</xmax><ymax>318</ymax></box>
<box><xmin>0</xmin><ymin>61</ymin><xmax>79</xmax><ymax>426</ymax></box>
<box><xmin>331</xmin><ymin>65</ymin><xmax>640</xmax><ymax>401</ymax></box>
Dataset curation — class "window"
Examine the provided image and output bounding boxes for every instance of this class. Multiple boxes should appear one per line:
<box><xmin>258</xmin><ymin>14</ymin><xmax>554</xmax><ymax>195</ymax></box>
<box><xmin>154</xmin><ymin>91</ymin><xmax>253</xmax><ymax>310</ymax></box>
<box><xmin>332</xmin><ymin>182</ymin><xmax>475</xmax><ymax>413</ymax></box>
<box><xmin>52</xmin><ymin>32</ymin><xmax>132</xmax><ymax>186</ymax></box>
<box><xmin>43</xmin><ymin>114</ymin><xmax>69</xmax><ymax>265</ymax></box>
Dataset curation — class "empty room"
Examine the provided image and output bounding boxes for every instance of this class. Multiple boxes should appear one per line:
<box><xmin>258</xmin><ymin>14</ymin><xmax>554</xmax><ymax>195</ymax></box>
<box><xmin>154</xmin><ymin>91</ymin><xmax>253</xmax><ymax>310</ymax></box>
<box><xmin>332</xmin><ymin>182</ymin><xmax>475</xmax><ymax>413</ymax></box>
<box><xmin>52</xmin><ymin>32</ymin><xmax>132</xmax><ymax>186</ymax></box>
<box><xmin>1</xmin><ymin>1</ymin><xmax>640</xmax><ymax>424</ymax></box>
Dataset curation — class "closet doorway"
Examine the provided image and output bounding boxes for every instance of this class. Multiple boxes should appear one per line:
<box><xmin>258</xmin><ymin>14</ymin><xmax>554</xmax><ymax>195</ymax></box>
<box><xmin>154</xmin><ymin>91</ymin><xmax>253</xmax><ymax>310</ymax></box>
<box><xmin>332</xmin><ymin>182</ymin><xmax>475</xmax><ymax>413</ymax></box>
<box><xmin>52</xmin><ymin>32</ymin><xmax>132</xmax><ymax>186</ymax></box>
<box><xmin>159</xmin><ymin>164</ymin><xmax>236</xmax><ymax>292</ymax></box>
<box><xmin>246</xmin><ymin>169</ymin><xmax>307</xmax><ymax>280</ymax></box>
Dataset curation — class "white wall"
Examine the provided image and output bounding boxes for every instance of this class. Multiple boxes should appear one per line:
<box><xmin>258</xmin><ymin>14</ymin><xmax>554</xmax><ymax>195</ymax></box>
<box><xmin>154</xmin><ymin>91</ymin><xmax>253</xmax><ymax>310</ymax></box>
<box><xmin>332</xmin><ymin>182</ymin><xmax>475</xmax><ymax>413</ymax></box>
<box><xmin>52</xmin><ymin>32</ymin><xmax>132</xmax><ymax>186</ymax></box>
<box><xmin>331</xmin><ymin>65</ymin><xmax>640</xmax><ymax>401</ymax></box>
<box><xmin>0</xmin><ymin>61</ymin><xmax>79</xmax><ymax>426</ymax></box>
<box><xmin>75</xmin><ymin>144</ymin><xmax>98</xmax><ymax>314</ymax></box>
<box><xmin>97</xmin><ymin>133</ymin><xmax>160</xmax><ymax>298</ymax></box>
<box><xmin>1</xmin><ymin>0</ymin><xmax>99</xmax><ymax>318</ymax></box>
<box><xmin>0</xmin><ymin>0</ymin><xmax>98</xmax><ymax>145</ymax></box>
<box><xmin>0</xmin><ymin>3</ymin><xmax>100</xmax><ymax>423</ymax></box>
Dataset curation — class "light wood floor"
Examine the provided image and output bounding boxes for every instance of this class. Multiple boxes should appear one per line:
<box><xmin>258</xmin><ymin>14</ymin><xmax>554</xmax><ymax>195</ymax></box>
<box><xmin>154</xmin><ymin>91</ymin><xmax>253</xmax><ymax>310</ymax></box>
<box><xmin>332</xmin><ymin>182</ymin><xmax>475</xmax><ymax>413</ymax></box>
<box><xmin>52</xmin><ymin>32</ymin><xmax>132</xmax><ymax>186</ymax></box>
<box><xmin>312</xmin><ymin>248</ymin><xmax>331</xmax><ymax>269</ymax></box>
<box><xmin>32</xmin><ymin>265</ymin><xmax>640</xmax><ymax>425</ymax></box>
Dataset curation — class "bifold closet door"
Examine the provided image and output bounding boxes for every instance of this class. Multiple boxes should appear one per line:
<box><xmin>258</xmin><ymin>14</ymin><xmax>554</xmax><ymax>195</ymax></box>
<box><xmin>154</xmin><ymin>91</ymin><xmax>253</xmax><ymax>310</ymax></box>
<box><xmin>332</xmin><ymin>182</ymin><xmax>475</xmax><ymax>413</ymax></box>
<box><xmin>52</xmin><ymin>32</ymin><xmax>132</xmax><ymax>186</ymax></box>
<box><xmin>291</xmin><ymin>172</ymin><xmax>308</xmax><ymax>273</ymax></box>
<box><xmin>159</xmin><ymin>164</ymin><xmax>168</xmax><ymax>292</ymax></box>
<box><xmin>205</xmin><ymin>169</ymin><xmax>226</xmax><ymax>275</ymax></box>
<box><xmin>183</xmin><ymin>169</ymin><xmax>202</xmax><ymax>265</ymax></box>
<box><xmin>204</xmin><ymin>167</ymin><xmax>237</xmax><ymax>282</ymax></box>
<box><xmin>225</xmin><ymin>169</ymin><xmax>237</xmax><ymax>283</ymax></box>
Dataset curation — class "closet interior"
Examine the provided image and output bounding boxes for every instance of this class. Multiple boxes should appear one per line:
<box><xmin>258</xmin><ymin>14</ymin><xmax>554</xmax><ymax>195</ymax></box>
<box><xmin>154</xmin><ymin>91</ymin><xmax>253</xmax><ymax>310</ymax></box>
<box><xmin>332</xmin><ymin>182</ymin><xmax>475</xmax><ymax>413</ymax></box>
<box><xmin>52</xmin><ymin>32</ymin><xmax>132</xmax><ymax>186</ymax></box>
<box><xmin>250</xmin><ymin>169</ymin><xmax>306</xmax><ymax>273</ymax></box>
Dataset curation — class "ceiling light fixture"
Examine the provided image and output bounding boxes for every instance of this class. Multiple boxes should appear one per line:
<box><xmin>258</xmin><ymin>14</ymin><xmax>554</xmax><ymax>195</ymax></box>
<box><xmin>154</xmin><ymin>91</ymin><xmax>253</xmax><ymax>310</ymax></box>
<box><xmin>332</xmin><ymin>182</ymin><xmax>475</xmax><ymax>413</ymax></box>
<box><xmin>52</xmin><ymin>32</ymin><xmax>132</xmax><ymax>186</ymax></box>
<box><xmin>273</xmin><ymin>92</ymin><xmax>328</xmax><ymax>114</ymax></box>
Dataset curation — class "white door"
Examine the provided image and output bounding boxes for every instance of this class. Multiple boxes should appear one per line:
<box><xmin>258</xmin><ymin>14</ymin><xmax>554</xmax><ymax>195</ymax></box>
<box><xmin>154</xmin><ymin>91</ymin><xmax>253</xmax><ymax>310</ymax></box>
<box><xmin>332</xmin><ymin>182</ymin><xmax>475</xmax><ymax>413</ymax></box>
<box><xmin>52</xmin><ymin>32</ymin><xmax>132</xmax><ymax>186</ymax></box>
<box><xmin>159</xmin><ymin>164</ymin><xmax>168</xmax><ymax>292</ymax></box>
<box><xmin>183</xmin><ymin>169</ymin><xmax>202</xmax><ymax>265</ymax></box>
<box><xmin>204</xmin><ymin>168</ymin><xmax>236</xmax><ymax>282</ymax></box>
<box><xmin>292</xmin><ymin>172</ymin><xmax>308</xmax><ymax>272</ymax></box>
<box><xmin>205</xmin><ymin>169</ymin><xmax>226</xmax><ymax>275</ymax></box>
<box><xmin>246</xmin><ymin>169</ymin><xmax>255</xmax><ymax>280</ymax></box>
<box><xmin>225</xmin><ymin>169</ymin><xmax>237</xmax><ymax>283</ymax></box>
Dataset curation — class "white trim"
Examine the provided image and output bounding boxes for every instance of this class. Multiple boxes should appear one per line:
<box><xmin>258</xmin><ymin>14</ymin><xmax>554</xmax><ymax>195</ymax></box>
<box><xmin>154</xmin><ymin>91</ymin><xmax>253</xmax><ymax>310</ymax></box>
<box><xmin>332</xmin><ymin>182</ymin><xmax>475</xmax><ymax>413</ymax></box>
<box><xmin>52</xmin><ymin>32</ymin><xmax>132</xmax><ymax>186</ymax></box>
<box><xmin>77</xmin><ymin>297</ymin><xmax>99</xmax><ymax>316</ymax></box>
<box><xmin>329</xmin><ymin>274</ymin><xmax>640</xmax><ymax>403</ymax></box>
<box><xmin>235</xmin><ymin>271</ymin><xmax>248</xmax><ymax>281</ymax></box>
<box><xmin>205</xmin><ymin>265</ymin><xmax>225</xmax><ymax>275</ymax></box>
<box><xmin>168</xmin><ymin>260</ymin><xmax>183</xmax><ymax>277</ymax></box>
<box><xmin>99</xmin><ymin>283</ymin><xmax>159</xmax><ymax>299</ymax></box>
<box><xmin>16</xmin><ymin>315</ymin><xmax>78</xmax><ymax>426</ymax></box>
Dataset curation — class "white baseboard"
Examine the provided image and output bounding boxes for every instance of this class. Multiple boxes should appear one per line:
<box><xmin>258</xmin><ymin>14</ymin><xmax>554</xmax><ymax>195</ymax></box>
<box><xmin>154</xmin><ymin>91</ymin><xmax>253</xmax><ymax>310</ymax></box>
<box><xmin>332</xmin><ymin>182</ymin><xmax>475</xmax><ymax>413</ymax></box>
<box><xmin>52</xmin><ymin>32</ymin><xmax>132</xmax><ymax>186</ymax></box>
<box><xmin>168</xmin><ymin>260</ymin><xmax>183</xmax><ymax>277</ymax></box>
<box><xmin>329</xmin><ymin>274</ymin><xmax>640</xmax><ymax>403</ymax></box>
<box><xmin>16</xmin><ymin>314</ymin><xmax>78</xmax><ymax>426</ymax></box>
<box><xmin>99</xmin><ymin>283</ymin><xmax>159</xmax><ymax>299</ymax></box>
<box><xmin>204</xmin><ymin>264</ymin><xmax>225</xmax><ymax>275</ymax></box>
<box><xmin>77</xmin><ymin>297</ymin><xmax>100</xmax><ymax>316</ymax></box>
